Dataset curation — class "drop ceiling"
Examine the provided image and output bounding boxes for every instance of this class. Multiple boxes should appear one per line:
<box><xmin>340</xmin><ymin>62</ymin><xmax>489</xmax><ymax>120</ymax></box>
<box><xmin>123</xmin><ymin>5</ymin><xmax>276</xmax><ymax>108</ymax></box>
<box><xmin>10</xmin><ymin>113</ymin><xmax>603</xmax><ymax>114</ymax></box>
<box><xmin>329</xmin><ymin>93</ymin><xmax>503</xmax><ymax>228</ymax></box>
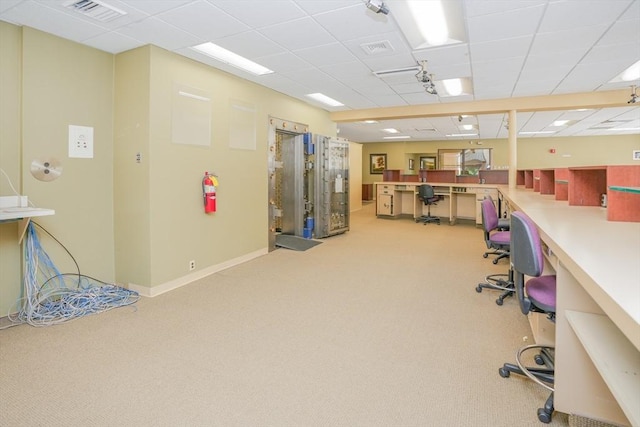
<box><xmin>1</xmin><ymin>0</ymin><xmax>639</xmax><ymax>143</ymax></box>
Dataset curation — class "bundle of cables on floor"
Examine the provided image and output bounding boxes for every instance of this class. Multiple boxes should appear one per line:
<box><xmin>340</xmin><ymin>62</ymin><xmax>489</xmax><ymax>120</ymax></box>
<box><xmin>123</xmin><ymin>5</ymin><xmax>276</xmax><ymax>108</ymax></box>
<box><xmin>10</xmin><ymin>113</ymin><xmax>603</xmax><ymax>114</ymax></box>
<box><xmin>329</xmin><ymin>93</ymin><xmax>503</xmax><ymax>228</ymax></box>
<box><xmin>9</xmin><ymin>222</ymin><xmax>139</xmax><ymax>327</ymax></box>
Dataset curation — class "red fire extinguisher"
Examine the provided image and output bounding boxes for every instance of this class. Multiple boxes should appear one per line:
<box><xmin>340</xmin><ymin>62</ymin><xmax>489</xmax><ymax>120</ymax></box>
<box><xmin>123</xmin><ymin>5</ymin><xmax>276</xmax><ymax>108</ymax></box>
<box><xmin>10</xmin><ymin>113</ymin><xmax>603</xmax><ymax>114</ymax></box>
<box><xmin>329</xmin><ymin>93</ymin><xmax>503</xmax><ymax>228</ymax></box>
<box><xmin>202</xmin><ymin>172</ymin><xmax>217</xmax><ymax>213</ymax></box>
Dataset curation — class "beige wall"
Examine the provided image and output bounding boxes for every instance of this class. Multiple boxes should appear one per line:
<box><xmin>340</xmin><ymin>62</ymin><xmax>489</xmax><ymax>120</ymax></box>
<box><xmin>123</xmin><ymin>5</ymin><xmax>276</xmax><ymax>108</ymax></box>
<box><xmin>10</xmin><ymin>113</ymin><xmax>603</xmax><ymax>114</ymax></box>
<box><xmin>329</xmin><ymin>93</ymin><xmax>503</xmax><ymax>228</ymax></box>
<box><xmin>0</xmin><ymin>22</ymin><xmax>23</xmax><ymax>315</ymax></box>
<box><xmin>0</xmin><ymin>24</ymin><xmax>339</xmax><ymax>312</ymax></box>
<box><xmin>349</xmin><ymin>141</ymin><xmax>363</xmax><ymax>212</ymax></box>
<box><xmin>361</xmin><ymin>134</ymin><xmax>639</xmax><ymax>184</ymax></box>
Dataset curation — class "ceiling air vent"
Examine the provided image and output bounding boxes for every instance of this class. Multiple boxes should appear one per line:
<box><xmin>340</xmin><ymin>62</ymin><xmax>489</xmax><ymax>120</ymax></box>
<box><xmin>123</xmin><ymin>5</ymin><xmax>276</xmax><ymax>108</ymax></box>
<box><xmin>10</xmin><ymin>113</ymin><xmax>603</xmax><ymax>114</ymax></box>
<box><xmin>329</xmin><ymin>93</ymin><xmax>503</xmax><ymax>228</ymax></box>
<box><xmin>360</xmin><ymin>40</ymin><xmax>394</xmax><ymax>55</ymax></box>
<box><xmin>64</xmin><ymin>0</ymin><xmax>127</xmax><ymax>22</ymax></box>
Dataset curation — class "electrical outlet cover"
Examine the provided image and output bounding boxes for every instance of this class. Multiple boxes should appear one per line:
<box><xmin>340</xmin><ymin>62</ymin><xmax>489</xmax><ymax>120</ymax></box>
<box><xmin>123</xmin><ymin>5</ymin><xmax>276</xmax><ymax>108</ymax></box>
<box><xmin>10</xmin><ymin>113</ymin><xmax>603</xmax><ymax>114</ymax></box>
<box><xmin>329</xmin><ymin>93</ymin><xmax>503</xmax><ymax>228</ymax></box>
<box><xmin>69</xmin><ymin>125</ymin><xmax>94</xmax><ymax>158</ymax></box>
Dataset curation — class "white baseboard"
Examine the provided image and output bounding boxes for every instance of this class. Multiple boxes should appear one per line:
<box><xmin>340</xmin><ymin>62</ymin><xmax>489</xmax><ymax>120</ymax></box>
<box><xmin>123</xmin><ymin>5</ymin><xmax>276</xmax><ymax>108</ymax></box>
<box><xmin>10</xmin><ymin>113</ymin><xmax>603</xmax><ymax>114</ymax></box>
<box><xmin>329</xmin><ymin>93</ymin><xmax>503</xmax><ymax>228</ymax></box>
<box><xmin>128</xmin><ymin>247</ymin><xmax>268</xmax><ymax>297</ymax></box>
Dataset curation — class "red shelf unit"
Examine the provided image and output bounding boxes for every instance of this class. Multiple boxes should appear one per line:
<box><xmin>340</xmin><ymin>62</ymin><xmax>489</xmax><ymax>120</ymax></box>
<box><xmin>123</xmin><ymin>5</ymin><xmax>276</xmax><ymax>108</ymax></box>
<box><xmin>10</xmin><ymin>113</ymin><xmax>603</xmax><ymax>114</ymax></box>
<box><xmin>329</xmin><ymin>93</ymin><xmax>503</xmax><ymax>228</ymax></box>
<box><xmin>568</xmin><ymin>166</ymin><xmax>607</xmax><ymax>206</ymax></box>
<box><xmin>539</xmin><ymin>169</ymin><xmax>555</xmax><ymax>195</ymax></box>
<box><xmin>554</xmin><ymin>168</ymin><xmax>569</xmax><ymax>201</ymax></box>
<box><xmin>606</xmin><ymin>165</ymin><xmax>640</xmax><ymax>222</ymax></box>
<box><xmin>524</xmin><ymin>170</ymin><xmax>534</xmax><ymax>189</ymax></box>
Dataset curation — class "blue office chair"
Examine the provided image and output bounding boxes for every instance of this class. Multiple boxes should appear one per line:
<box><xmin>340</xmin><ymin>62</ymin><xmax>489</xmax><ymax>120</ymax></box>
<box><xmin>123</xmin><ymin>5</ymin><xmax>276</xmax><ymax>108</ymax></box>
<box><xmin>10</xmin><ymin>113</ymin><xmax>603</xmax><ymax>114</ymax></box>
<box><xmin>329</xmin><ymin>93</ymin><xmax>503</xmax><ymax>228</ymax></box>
<box><xmin>416</xmin><ymin>184</ymin><xmax>441</xmax><ymax>225</ymax></box>
<box><xmin>499</xmin><ymin>211</ymin><xmax>557</xmax><ymax>424</ymax></box>
<box><xmin>476</xmin><ymin>197</ymin><xmax>514</xmax><ymax>305</ymax></box>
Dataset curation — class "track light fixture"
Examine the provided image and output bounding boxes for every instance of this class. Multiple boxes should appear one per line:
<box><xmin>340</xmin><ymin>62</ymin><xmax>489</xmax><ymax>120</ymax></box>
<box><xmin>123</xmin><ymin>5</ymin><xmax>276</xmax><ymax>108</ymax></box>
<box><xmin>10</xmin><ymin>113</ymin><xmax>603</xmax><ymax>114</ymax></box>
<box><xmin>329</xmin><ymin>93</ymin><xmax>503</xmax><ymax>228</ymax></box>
<box><xmin>628</xmin><ymin>85</ymin><xmax>638</xmax><ymax>104</ymax></box>
<box><xmin>416</xmin><ymin>61</ymin><xmax>438</xmax><ymax>95</ymax></box>
<box><xmin>365</xmin><ymin>0</ymin><xmax>389</xmax><ymax>15</ymax></box>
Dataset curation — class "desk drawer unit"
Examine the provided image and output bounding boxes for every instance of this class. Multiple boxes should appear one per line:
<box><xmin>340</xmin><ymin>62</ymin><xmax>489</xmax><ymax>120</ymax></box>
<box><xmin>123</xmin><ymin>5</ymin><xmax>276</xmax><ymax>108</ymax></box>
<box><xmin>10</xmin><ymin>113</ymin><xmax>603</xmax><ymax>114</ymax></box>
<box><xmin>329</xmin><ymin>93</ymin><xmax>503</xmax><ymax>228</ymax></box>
<box><xmin>376</xmin><ymin>184</ymin><xmax>394</xmax><ymax>216</ymax></box>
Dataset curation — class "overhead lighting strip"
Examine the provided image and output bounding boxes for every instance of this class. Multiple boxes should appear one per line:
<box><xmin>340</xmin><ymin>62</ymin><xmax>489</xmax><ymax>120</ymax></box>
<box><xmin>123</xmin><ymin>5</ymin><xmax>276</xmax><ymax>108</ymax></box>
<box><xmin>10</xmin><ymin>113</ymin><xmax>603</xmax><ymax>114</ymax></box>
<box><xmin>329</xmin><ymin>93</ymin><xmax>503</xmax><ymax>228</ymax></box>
<box><xmin>191</xmin><ymin>42</ymin><xmax>273</xmax><ymax>76</ymax></box>
<box><xmin>306</xmin><ymin>93</ymin><xmax>344</xmax><ymax>107</ymax></box>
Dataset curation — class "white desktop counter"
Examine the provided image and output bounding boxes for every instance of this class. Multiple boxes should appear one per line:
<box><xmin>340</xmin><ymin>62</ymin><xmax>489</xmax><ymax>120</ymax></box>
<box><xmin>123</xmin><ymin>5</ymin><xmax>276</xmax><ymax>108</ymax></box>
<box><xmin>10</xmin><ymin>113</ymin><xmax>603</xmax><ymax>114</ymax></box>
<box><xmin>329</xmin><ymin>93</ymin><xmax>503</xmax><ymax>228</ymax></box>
<box><xmin>499</xmin><ymin>187</ymin><xmax>640</xmax><ymax>426</ymax></box>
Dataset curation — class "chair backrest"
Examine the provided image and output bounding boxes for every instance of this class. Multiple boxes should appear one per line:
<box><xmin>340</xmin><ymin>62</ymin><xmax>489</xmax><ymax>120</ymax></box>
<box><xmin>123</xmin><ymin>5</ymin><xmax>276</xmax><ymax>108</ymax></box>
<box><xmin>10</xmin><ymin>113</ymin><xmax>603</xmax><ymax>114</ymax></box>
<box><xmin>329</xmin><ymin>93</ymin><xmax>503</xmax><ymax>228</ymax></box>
<box><xmin>510</xmin><ymin>211</ymin><xmax>548</xmax><ymax>315</ymax></box>
<box><xmin>481</xmin><ymin>198</ymin><xmax>499</xmax><ymax>232</ymax></box>
<box><xmin>418</xmin><ymin>184</ymin><xmax>435</xmax><ymax>202</ymax></box>
<box><xmin>510</xmin><ymin>211</ymin><xmax>544</xmax><ymax>278</ymax></box>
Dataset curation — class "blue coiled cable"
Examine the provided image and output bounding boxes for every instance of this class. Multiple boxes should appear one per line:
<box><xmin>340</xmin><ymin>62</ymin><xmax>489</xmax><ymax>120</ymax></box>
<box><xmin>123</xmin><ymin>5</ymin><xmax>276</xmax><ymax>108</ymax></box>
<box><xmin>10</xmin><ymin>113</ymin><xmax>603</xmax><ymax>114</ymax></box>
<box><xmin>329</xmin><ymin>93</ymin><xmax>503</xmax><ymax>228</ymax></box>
<box><xmin>8</xmin><ymin>222</ymin><xmax>139</xmax><ymax>327</ymax></box>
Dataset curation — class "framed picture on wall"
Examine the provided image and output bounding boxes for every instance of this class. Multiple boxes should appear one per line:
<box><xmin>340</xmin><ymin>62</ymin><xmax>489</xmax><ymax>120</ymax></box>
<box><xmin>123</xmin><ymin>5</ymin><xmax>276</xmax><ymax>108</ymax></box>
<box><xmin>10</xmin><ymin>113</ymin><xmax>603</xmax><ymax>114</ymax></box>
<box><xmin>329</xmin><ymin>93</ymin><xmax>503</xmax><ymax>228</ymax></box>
<box><xmin>370</xmin><ymin>153</ymin><xmax>387</xmax><ymax>174</ymax></box>
<box><xmin>420</xmin><ymin>156</ymin><xmax>437</xmax><ymax>170</ymax></box>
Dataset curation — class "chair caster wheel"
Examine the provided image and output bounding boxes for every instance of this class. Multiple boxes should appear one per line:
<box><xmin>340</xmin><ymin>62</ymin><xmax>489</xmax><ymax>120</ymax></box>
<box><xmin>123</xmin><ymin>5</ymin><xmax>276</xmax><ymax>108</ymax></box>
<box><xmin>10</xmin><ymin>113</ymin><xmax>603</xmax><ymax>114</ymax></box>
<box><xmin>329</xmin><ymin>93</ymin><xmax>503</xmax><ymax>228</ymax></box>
<box><xmin>534</xmin><ymin>354</ymin><xmax>544</xmax><ymax>365</ymax></box>
<box><xmin>496</xmin><ymin>298</ymin><xmax>503</xmax><ymax>306</ymax></box>
<box><xmin>498</xmin><ymin>367</ymin><xmax>510</xmax><ymax>378</ymax></box>
<box><xmin>537</xmin><ymin>408</ymin><xmax>552</xmax><ymax>423</ymax></box>
<box><xmin>483</xmin><ymin>254</ymin><xmax>488</xmax><ymax>259</ymax></box>
<box><xmin>475</xmin><ymin>286</ymin><xmax>482</xmax><ymax>293</ymax></box>
<box><xmin>492</xmin><ymin>259</ymin><xmax>499</xmax><ymax>264</ymax></box>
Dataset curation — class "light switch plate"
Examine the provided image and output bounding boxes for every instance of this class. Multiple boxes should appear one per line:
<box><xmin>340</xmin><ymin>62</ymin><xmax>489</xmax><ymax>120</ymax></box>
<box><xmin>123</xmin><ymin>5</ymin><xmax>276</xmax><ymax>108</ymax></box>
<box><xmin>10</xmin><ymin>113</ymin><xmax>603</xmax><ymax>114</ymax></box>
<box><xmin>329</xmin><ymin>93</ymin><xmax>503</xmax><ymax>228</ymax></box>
<box><xmin>69</xmin><ymin>125</ymin><xmax>94</xmax><ymax>158</ymax></box>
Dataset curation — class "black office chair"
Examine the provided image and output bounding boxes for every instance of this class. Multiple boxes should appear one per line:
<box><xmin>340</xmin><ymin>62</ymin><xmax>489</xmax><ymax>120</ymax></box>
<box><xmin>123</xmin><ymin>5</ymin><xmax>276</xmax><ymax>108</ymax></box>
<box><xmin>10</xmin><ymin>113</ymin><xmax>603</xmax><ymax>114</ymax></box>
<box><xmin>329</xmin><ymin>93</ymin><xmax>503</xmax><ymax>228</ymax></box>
<box><xmin>416</xmin><ymin>184</ymin><xmax>441</xmax><ymax>225</ymax></box>
<box><xmin>499</xmin><ymin>211</ymin><xmax>557</xmax><ymax>424</ymax></box>
<box><xmin>476</xmin><ymin>197</ymin><xmax>514</xmax><ymax>305</ymax></box>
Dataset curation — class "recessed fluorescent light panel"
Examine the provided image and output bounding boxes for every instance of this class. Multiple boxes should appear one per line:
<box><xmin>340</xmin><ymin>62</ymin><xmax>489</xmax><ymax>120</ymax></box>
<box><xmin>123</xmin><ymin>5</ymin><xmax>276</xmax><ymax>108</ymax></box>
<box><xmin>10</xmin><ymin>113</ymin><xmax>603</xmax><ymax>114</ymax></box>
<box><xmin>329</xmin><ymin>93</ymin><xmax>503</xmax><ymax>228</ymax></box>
<box><xmin>383</xmin><ymin>135</ymin><xmax>411</xmax><ymax>139</ymax></box>
<box><xmin>383</xmin><ymin>128</ymin><xmax>400</xmax><ymax>133</ymax></box>
<box><xmin>436</xmin><ymin>77</ymin><xmax>473</xmax><ymax>97</ymax></box>
<box><xmin>519</xmin><ymin>131</ymin><xmax>557</xmax><ymax>135</ymax></box>
<box><xmin>390</xmin><ymin>0</ymin><xmax>466</xmax><ymax>49</ymax></box>
<box><xmin>610</xmin><ymin>60</ymin><xmax>640</xmax><ymax>82</ymax></box>
<box><xmin>446</xmin><ymin>132</ymin><xmax>477</xmax><ymax>137</ymax></box>
<box><xmin>192</xmin><ymin>42</ymin><xmax>273</xmax><ymax>76</ymax></box>
<box><xmin>552</xmin><ymin>120</ymin><xmax>569</xmax><ymax>126</ymax></box>
<box><xmin>306</xmin><ymin>93</ymin><xmax>344</xmax><ymax>107</ymax></box>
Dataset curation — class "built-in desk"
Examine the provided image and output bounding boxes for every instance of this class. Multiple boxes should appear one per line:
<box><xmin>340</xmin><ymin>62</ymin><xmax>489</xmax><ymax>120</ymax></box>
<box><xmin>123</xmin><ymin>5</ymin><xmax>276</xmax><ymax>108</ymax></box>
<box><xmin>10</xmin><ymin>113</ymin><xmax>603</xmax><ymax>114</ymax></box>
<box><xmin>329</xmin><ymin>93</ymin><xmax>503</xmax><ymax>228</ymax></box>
<box><xmin>499</xmin><ymin>187</ymin><xmax>640</xmax><ymax>426</ymax></box>
<box><xmin>374</xmin><ymin>182</ymin><xmax>501</xmax><ymax>225</ymax></box>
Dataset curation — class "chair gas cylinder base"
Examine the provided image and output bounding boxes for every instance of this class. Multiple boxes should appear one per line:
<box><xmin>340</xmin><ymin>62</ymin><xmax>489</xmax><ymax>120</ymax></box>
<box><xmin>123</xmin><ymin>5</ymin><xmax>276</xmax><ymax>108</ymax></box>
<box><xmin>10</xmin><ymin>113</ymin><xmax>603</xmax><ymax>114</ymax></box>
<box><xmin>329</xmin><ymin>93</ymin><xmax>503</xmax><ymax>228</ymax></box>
<box><xmin>475</xmin><ymin>269</ymin><xmax>515</xmax><ymax>306</ymax></box>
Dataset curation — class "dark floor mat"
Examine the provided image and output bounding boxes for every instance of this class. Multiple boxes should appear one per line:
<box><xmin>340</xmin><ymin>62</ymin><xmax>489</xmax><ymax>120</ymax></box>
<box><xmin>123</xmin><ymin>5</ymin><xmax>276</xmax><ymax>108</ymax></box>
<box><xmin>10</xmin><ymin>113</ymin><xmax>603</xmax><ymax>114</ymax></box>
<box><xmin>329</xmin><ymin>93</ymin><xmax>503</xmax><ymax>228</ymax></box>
<box><xmin>275</xmin><ymin>234</ymin><xmax>323</xmax><ymax>251</ymax></box>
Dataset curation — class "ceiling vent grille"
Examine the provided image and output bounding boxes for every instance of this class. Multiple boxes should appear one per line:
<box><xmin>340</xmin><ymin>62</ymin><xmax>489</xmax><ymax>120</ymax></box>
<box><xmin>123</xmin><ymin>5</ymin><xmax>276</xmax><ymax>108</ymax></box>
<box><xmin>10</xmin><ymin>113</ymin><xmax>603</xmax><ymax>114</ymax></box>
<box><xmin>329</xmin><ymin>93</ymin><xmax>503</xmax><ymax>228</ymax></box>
<box><xmin>64</xmin><ymin>0</ymin><xmax>127</xmax><ymax>22</ymax></box>
<box><xmin>360</xmin><ymin>40</ymin><xmax>394</xmax><ymax>55</ymax></box>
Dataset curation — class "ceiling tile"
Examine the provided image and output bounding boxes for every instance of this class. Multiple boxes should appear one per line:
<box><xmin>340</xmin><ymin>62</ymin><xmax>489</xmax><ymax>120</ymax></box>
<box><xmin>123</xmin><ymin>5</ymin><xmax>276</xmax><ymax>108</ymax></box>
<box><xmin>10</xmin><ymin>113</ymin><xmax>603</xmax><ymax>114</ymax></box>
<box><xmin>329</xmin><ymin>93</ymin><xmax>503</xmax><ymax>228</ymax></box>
<box><xmin>464</xmin><ymin>1</ymin><xmax>547</xmax><ymax>18</ymax></box>
<box><xmin>83</xmin><ymin>31</ymin><xmax>143</xmax><ymax>54</ymax></box>
<box><xmin>294</xmin><ymin>0</ymin><xmax>361</xmax><ymax>15</ymax></box>
<box><xmin>208</xmin><ymin>0</ymin><xmax>306</xmax><ymax>28</ymax></box>
<box><xmin>254</xmin><ymin>51</ymin><xmax>313</xmax><ymax>74</ymax></box>
<box><xmin>529</xmin><ymin>26</ymin><xmax>608</xmax><ymax>55</ymax></box>
<box><xmin>467</xmin><ymin>5</ymin><xmax>545</xmax><ymax>43</ymax></box>
<box><xmin>124</xmin><ymin>0</ymin><xmax>193</xmax><ymax>15</ymax></box>
<box><xmin>118</xmin><ymin>17</ymin><xmax>200</xmax><ymax>50</ymax></box>
<box><xmin>157</xmin><ymin>1</ymin><xmax>247</xmax><ymax>40</ymax></box>
<box><xmin>258</xmin><ymin>17</ymin><xmax>336</xmax><ymax>50</ymax></box>
<box><xmin>538</xmin><ymin>0</ymin><xmax>632</xmax><ymax>32</ymax></box>
<box><xmin>470</xmin><ymin>36</ymin><xmax>533</xmax><ymax>62</ymax></box>
<box><xmin>294</xmin><ymin>43</ymin><xmax>359</xmax><ymax>67</ymax></box>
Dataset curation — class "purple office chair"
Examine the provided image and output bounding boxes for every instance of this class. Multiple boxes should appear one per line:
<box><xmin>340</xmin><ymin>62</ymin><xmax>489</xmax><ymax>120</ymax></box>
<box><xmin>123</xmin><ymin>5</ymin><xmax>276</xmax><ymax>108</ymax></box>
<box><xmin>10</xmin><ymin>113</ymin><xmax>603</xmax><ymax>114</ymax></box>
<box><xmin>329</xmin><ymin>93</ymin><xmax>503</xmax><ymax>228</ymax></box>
<box><xmin>498</xmin><ymin>211</ymin><xmax>557</xmax><ymax>424</ymax></box>
<box><xmin>480</xmin><ymin>198</ymin><xmax>510</xmax><ymax>264</ymax></box>
<box><xmin>476</xmin><ymin>197</ymin><xmax>514</xmax><ymax>305</ymax></box>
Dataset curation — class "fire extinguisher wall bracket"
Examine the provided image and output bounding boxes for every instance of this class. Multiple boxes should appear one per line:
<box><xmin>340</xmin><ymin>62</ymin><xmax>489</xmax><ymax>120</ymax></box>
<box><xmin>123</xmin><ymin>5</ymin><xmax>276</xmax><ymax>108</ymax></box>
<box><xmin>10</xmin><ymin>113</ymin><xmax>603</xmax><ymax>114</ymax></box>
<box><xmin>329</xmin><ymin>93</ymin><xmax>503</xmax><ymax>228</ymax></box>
<box><xmin>203</xmin><ymin>171</ymin><xmax>217</xmax><ymax>213</ymax></box>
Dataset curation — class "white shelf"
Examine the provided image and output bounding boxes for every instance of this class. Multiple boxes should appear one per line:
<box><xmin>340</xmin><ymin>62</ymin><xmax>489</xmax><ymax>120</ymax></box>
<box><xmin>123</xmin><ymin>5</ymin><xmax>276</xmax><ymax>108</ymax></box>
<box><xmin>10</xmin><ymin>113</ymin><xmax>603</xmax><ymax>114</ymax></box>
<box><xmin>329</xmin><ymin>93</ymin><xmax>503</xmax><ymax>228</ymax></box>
<box><xmin>565</xmin><ymin>310</ymin><xmax>640</xmax><ymax>427</ymax></box>
<box><xmin>0</xmin><ymin>206</ymin><xmax>55</xmax><ymax>222</ymax></box>
<box><xmin>0</xmin><ymin>196</ymin><xmax>55</xmax><ymax>243</ymax></box>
